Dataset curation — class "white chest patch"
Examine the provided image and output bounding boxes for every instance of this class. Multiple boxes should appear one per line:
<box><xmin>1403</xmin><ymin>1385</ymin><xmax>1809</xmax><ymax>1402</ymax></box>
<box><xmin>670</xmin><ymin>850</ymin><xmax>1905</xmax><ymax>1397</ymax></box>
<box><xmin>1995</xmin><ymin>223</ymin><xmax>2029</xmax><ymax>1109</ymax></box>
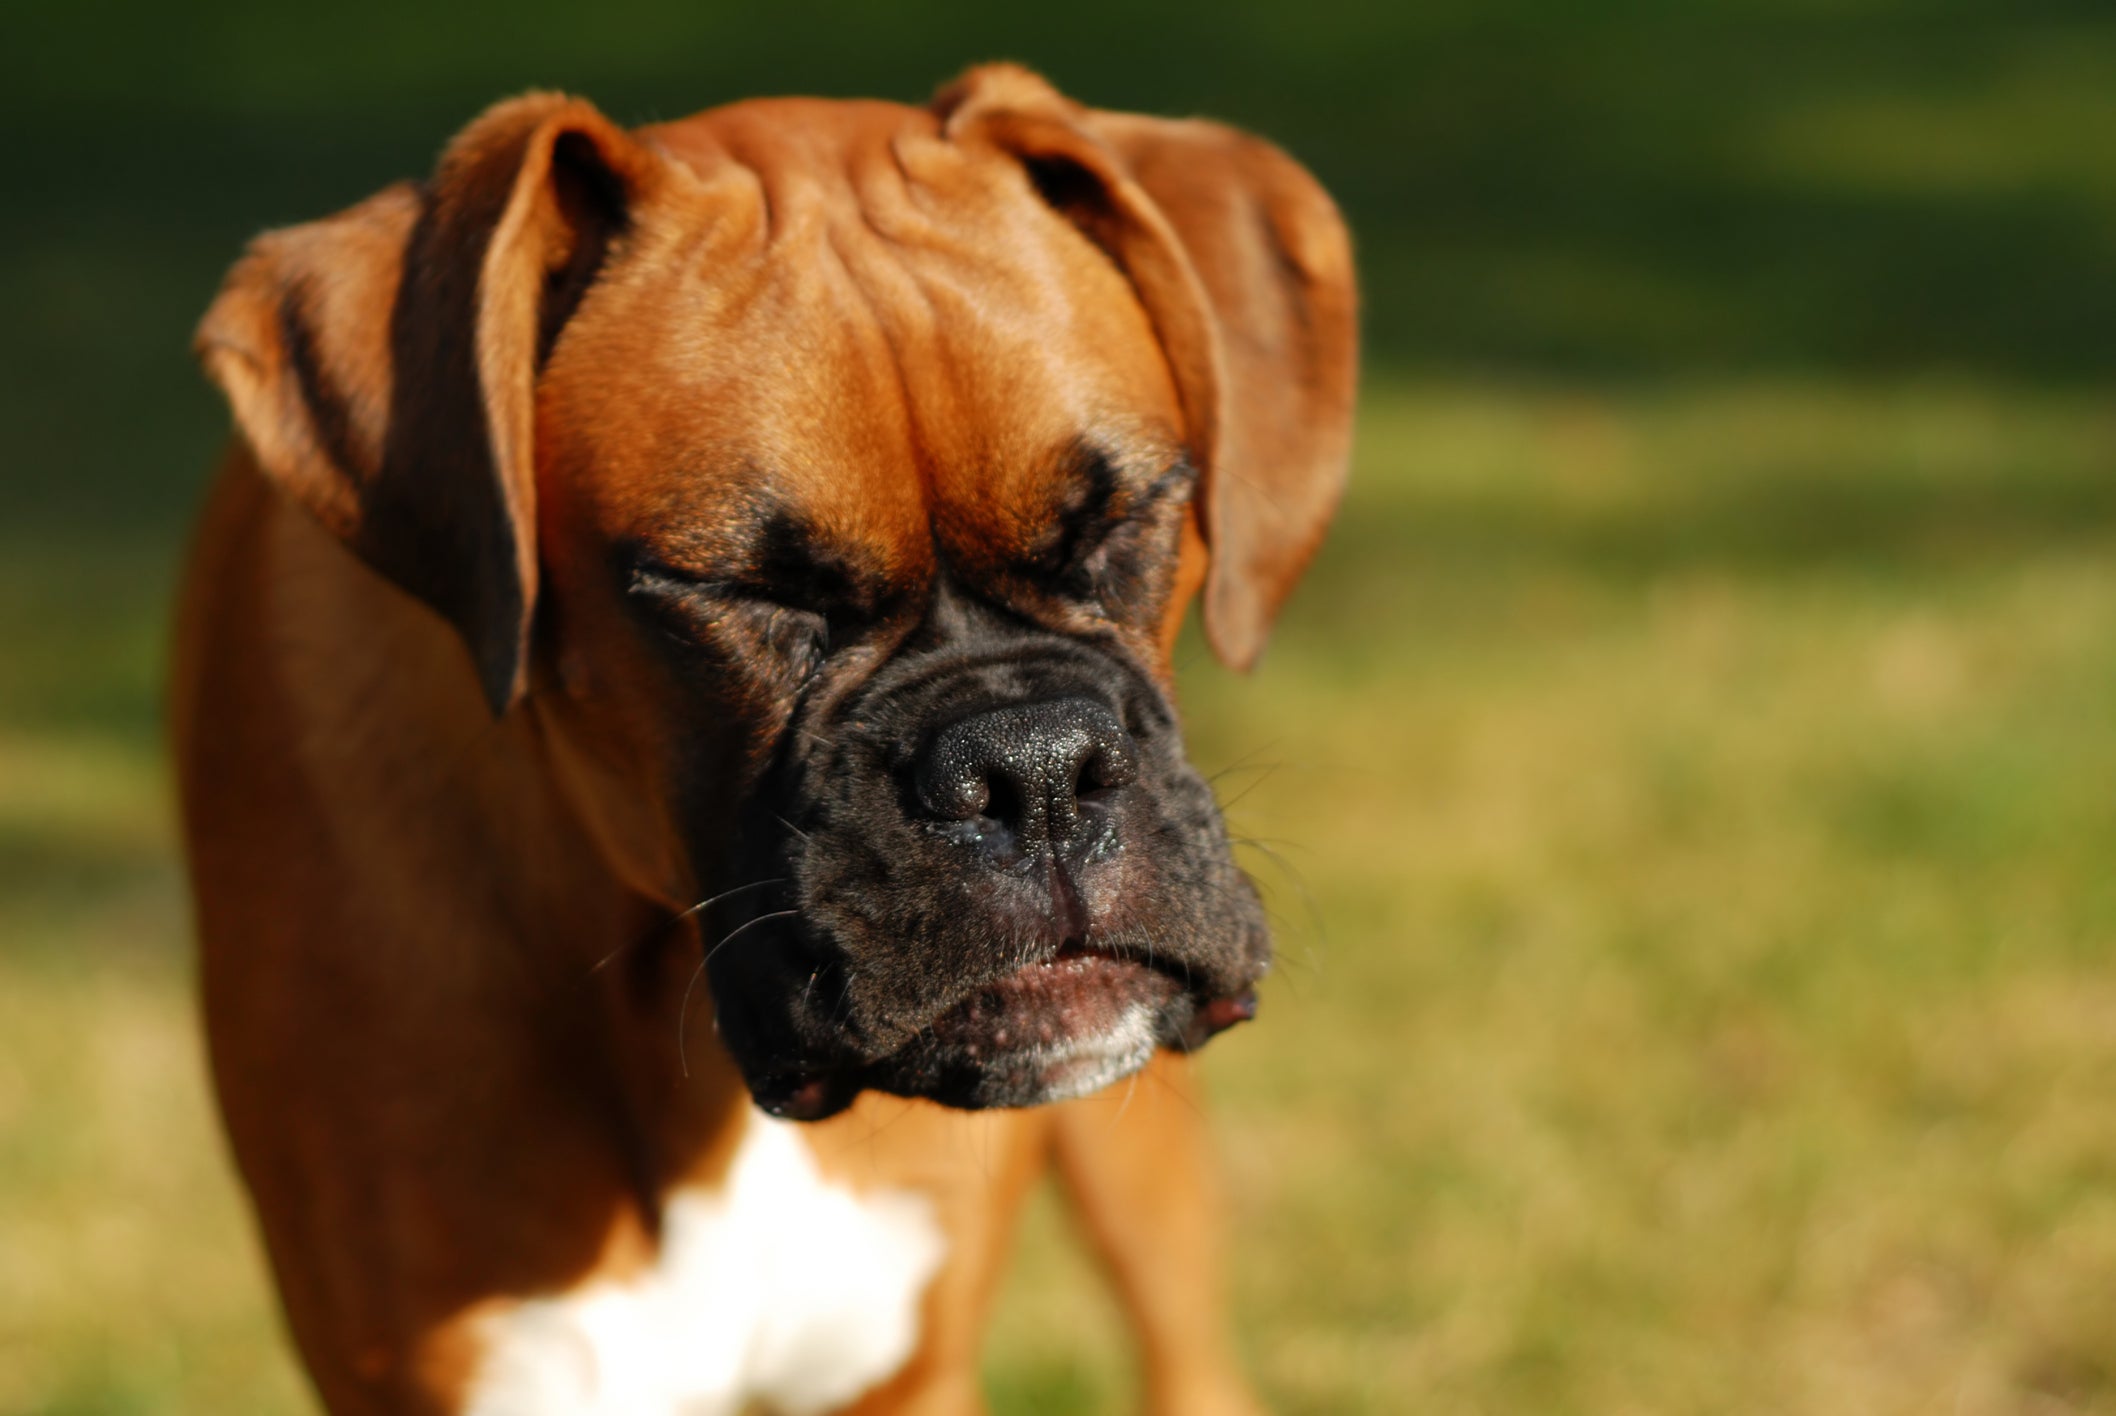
<box><xmin>464</xmin><ymin>1109</ymin><xmax>947</xmax><ymax>1416</ymax></box>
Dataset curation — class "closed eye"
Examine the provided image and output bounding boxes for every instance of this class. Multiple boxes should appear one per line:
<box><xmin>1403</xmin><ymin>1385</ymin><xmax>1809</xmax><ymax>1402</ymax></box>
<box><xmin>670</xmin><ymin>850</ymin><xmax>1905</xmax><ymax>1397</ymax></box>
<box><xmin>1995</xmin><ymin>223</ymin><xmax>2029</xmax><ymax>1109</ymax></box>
<box><xmin>1032</xmin><ymin>455</ymin><xmax>1196</xmax><ymax>606</ymax></box>
<box><xmin>626</xmin><ymin>562</ymin><xmax>832</xmax><ymax>677</ymax></box>
<box><xmin>1135</xmin><ymin>458</ymin><xmax>1199</xmax><ymax>509</ymax></box>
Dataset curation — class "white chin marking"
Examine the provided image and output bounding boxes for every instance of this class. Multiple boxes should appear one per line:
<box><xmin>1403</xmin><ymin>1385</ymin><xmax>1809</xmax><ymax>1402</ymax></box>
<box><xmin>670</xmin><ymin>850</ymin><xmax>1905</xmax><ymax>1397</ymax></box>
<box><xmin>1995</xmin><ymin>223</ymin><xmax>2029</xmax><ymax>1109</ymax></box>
<box><xmin>1034</xmin><ymin>1001</ymin><xmax>1160</xmax><ymax>1102</ymax></box>
<box><xmin>463</xmin><ymin>1109</ymin><xmax>945</xmax><ymax>1416</ymax></box>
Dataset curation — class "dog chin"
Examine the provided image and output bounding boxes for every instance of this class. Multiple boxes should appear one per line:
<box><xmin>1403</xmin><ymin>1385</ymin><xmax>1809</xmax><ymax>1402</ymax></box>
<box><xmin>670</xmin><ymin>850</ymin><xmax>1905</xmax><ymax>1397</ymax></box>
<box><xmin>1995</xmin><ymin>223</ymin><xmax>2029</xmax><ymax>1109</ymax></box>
<box><xmin>748</xmin><ymin>951</ymin><xmax>1209</xmax><ymax>1120</ymax></box>
<box><xmin>1011</xmin><ymin>1000</ymin><xmax>1164</xmax><ymax>1103</ymax></box>
<box><xmin>925</xmin><ymin>952</ymin><xmax>1177</xmax><ymax>1106</ymax></box>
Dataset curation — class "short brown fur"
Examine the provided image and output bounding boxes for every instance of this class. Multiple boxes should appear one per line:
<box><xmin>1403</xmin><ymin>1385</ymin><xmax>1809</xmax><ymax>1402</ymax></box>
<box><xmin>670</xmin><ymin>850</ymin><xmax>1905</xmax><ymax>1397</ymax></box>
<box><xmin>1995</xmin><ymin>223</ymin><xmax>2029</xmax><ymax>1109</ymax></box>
<box><xmin>180</xmin><ymin>64</ymin><xmax>1355</xmax><ymax>1414</ymax></box>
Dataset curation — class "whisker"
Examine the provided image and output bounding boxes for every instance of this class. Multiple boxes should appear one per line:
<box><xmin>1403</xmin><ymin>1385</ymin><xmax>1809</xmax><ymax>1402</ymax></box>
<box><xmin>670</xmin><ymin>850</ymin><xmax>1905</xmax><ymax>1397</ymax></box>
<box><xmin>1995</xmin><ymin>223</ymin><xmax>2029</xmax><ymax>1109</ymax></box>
<box><xmin>679</xmin><ymin>907</ymin><xmax>803</xmax><ymax>1077</ymax></box>
<box><xmin>1142</xmin><ymin>1060</ymin><xmax>1207</xmax><ymax>1121</ymax></box>
<box><xmin>1111</xmin><ymin>1066</ymin><xmax>1142</xmax><ymax>1128</ymax></box>
<box><xmin>831</xmin><ymin>969</ymin><xmax>859</xmax><ymax>1030</ymax></box>
<box><xmin>1216</xmin><ymin>762</ymin><xmax>1284</xmax><ymax>812</ymax></box>
<box><xmin>1232</xmin><ymin>836</ymin><xmax>1326</xmax><ymax>941</ymax></box>
<box><xmin>1205</xmin><ymin>759</ymin><xmax>1280</xmax><ymax>788</ymax></box>
<box><xmin>703</xmin><ymin>909</ymin><xmax>802</xmax><ymax>966</ymax></box>
<box><xmin>672</xmin><ymin>877</ymin><xmax>789</xmax><ymax>925</ymax></box>
<box><xmin>586</xmin><ymin>938</ymin><xmax>644</xmax><ymax>979</ymax></box>
<box><xmin>587</xmin><ymin>877</ymin><xmax>790</xmax><ymax>978</ymax></box>
<box><xmin>1203</xmin><ymin>739</ymin><xmax>1284</xmax><ymax>787</ymax></box>
<box><xmin>1228</xmin><ymin>832</ymin><xmax>1315</xmax><ymax>856</ymax></box>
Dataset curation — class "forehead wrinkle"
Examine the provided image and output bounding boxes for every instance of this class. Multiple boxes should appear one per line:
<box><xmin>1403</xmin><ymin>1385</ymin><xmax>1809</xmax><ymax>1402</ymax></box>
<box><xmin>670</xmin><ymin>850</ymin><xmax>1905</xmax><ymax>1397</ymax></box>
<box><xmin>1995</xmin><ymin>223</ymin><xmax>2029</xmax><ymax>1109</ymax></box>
<box><xmin>696</xmin><ymin>217</ymin><xmax>929</xmax><ymax>582</ymax></box>
<box><xmin>820</xmin><ymin>218</ymin><xmax>937</xmax><ymax>455</ymax></box>
<box><xmin>616</xmin><ymin>104</ymin><xmax>1182</xmax><ymax>593</ymax></box>
<box><xmin>886</xmin><ymin>169</ymin><xmax>1181</xmax><ymax>506</ymax></box>
<box><xmin>874</xmin><ymin>145</ymin><xmax>1104</xmax><ymax>407</ymax></box>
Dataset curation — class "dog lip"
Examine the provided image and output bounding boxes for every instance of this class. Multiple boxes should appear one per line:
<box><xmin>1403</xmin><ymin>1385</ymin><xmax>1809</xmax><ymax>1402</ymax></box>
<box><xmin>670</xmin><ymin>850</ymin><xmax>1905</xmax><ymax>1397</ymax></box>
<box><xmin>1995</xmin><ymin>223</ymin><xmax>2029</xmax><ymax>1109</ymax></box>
<box><xmin>756</xmin><ymin>942</ymin><xmax>1256</xmax><ymax>1114</ymax></box>
<box><xmin>931</xmin><ymin>945</ymin><xmax>1175</xmax><ymax>1044</ymax></box>
<box><xmin>1179</xmin><ymin>988</ymin><xmax>1259</xmax><ymax>1049</ymax></box>
<box><xmin>751</xmin><ymin>1068</ymin><xmax>858</xmax><ymax>1123</ymax></box>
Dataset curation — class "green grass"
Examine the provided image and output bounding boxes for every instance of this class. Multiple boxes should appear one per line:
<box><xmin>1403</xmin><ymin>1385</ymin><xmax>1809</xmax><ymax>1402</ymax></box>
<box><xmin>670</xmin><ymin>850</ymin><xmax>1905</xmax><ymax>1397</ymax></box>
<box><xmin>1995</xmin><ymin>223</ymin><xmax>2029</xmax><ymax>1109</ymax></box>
<box><xmin>4</xmin><ymin>379</ymin><xmax>2116</xmax><ymax>1412</ymax></box>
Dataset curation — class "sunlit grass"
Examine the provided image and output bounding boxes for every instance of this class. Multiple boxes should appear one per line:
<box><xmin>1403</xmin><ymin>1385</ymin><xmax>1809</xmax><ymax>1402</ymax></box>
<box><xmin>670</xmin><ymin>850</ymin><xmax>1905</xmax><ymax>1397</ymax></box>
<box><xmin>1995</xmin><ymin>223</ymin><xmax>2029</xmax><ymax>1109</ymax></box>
<box><xmin>3</xmin><ymin>380</ymin><xmax>2114</xmax><ymax>1413</ymax></box>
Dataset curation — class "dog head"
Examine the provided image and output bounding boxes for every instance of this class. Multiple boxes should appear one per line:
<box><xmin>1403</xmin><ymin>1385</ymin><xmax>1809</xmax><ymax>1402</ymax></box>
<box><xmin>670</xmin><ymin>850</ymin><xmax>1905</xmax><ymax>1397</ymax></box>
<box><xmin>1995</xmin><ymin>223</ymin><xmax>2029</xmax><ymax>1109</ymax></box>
<box><xmin>195</xmin><ymin>66</ymin><xmax>1357</xmax><ymax>1119</ymax></box>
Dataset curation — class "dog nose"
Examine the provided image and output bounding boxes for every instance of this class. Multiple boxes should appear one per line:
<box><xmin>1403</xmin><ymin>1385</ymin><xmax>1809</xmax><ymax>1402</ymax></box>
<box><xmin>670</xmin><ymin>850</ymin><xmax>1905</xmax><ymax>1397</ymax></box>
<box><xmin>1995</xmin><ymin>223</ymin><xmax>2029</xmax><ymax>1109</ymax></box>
<box><xmin>916</xmin><ymin>696</ymin><xmax>1139</xmax><ymax>860</ymax></box>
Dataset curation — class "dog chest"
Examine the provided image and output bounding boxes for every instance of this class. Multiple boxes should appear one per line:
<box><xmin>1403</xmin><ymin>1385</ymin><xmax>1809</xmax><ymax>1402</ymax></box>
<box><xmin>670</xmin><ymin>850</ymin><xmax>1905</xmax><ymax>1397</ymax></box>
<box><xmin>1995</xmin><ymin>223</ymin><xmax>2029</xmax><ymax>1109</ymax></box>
<box><xmin>463</xmin><ymin>1109</ymin><xmax>946</xmax><ymax>1416</ymax></box>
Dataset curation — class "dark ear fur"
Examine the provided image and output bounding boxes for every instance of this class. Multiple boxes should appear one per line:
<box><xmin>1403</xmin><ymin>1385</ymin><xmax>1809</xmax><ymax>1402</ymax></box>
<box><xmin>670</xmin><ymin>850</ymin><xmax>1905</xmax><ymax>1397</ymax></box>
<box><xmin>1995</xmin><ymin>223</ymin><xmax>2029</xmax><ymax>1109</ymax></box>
<box><xmin>937</xmin><ymin>64</ymin><xmax>1359</xmax><ymax>670</ymax></box>
<box><xmin>195</xmin><ymin>93</ymin><xmax>661</xmax><ymax>713</ymax></box>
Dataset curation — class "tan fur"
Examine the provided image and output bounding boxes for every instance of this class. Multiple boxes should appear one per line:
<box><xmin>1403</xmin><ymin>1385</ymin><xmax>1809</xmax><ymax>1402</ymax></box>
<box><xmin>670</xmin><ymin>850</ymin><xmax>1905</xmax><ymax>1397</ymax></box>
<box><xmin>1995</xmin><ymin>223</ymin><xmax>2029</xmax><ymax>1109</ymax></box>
<box><xmin>179</xmin><ymin>65</ymin><xmax>1355</xmax><ymax>1414</ymax></box>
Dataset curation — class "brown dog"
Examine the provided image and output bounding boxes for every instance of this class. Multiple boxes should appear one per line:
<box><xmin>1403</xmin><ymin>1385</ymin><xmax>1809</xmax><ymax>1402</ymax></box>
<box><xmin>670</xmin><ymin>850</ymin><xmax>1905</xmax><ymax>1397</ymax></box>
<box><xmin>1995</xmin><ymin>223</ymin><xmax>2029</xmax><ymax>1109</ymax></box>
<box><xmin>176</xmin><ymin>64</ymin><xmax>1355</xmax><ymax>1415</ymax></box>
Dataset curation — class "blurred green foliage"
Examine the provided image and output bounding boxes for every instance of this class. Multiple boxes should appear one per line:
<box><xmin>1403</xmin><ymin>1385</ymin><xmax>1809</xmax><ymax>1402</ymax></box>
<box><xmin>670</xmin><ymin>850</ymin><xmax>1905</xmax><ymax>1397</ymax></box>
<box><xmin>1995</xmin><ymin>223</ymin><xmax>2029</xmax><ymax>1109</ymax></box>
<box><xmin>9</xmin><ymin>0</ymin><xmax>2116</xmax><ymax>531</ymax></box>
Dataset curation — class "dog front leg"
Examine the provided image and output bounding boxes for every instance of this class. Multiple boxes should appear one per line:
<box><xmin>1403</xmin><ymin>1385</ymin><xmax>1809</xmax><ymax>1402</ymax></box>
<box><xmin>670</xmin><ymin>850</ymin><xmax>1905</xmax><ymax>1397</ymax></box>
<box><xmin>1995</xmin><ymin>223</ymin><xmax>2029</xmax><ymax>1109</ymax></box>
<box><xmin>1052</xmin><ymin>1051</ymin><xmax>1265</xmax><ymax>1416</ymax></box>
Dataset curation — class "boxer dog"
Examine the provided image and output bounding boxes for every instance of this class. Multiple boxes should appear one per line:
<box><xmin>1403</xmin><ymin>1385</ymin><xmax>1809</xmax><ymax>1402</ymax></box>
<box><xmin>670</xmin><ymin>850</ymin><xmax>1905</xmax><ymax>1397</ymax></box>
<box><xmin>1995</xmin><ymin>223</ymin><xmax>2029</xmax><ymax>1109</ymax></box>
<box><xmin>177</xmin><ymin>63</ymin><xmax>1355</xmax><ymax>1415</ymax></box>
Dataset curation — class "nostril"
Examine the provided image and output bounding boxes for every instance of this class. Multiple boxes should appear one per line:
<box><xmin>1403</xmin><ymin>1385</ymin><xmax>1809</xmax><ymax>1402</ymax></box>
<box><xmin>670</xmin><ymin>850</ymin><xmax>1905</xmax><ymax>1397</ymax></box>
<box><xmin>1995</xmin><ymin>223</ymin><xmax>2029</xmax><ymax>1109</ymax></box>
<box><xmin>1072</xmin><ymin>750</ymin><xmax>1117</xmax><ymax>804</ymax></box>
<box><xmin>983</xmin><ymin>774</ymin><xmax>1023</xmax><ymax>832</ymax></box>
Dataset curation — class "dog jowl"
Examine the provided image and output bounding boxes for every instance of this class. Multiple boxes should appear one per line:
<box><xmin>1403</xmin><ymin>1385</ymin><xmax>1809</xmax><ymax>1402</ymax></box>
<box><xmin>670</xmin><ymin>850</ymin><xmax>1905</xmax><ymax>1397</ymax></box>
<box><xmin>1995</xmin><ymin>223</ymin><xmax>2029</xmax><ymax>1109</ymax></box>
<box><xmin>598</xmin><ymin>419</ymin><xmax>1274</xmax><ymax>1120</ymax></box>
<box><xmin>684</xmin><ymin>546</ymin><xmax>1273</xmax><ymax>1121</ymax></box>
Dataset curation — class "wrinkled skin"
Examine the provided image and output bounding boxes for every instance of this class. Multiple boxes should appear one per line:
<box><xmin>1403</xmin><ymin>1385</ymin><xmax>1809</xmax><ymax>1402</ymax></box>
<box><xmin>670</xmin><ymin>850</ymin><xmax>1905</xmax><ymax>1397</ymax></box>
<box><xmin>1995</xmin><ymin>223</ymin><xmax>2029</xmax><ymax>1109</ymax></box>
<box><xmin>705</xmin><ymin>584</ymin><xmax>1268</xmax><ymax>1117</ymax></box>
<box><xmin>525</xmin><ymin>108</ymin><xmax>1271</xmax><ymax>1114</ymax></box>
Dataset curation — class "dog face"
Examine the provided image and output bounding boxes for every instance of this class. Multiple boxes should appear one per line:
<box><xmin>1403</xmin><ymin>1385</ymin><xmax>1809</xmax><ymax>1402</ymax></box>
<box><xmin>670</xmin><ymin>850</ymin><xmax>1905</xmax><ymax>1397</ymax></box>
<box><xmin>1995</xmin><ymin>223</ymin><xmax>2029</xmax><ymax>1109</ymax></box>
<box><xmin>195</xmin><ymin>68</ymin><xmax>1358</xmax><ymax>1119</ymax></box>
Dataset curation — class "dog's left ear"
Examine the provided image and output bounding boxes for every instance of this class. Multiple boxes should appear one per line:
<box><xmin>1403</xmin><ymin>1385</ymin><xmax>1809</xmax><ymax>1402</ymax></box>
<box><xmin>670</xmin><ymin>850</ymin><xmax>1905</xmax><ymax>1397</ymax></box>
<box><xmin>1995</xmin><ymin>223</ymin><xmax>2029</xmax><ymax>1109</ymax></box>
<box><xmin>195</xmin><ymin>93</ymin><xmax>666</xmax><ymax>714</ymax></box>
<box><xmin>937</xmin><ymin>65</ymin><xmax>1359</xmax><ymax>670</ymax></box>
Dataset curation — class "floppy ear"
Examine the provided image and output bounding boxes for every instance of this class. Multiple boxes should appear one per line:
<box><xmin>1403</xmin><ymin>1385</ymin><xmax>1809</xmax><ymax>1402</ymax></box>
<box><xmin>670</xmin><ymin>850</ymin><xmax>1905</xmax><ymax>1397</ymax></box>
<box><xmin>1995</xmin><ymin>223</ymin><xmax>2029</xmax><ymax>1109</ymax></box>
<box><xmin>194</xmin><ymin>93</ymin><xmax>664</xmax><ymax>714</ymax></box>
<box><xmin>936</xmin><ymin>65</ymin><xmax>1359</xmax><ymax>670</ymax></box>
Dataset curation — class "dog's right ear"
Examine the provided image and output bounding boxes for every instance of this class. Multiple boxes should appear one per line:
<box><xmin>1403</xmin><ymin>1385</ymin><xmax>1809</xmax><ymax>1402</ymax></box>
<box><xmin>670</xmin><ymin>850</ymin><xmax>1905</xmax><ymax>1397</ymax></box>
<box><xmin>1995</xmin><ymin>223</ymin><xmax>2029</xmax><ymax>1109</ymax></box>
<box><xmin>195</xmin><ymin>93</ymin><xmax>665</xmax><ymax>715</ymax></box>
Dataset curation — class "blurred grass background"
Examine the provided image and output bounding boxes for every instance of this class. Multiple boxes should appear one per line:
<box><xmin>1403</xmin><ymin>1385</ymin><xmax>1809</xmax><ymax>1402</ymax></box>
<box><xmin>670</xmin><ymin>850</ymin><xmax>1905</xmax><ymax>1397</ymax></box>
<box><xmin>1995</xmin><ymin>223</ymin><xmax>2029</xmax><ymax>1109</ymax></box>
<box><xmin>5</xmin><ymin>2</ymin><xmax>2116</xmax><ymax>1412</ymax></box>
